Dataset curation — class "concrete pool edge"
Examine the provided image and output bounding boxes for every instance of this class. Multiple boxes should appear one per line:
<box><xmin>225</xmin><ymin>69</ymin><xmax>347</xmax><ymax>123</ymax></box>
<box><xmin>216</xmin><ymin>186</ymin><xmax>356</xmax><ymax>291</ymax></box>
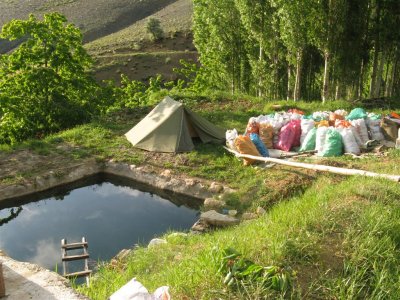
<box><xmin>0</xmin><ymin>159</ymin><xmax>230</xmax><ymax>204</ymax></box>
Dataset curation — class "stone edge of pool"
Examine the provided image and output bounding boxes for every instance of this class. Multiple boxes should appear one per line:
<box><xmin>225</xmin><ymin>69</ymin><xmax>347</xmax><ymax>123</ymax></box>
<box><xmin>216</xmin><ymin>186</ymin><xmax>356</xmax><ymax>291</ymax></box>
<box><xmin>0</xmin><ymin>159</ymin><xmax>232</xmax><ymax>204</ymax></box>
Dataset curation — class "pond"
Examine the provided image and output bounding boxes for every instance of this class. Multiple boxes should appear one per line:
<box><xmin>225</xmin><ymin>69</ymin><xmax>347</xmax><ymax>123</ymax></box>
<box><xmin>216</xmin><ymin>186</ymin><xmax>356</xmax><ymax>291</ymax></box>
<box><xmin>0</xmin><ymin>175</ymin><xmax>200</xmax><ymax>274</ymax></box>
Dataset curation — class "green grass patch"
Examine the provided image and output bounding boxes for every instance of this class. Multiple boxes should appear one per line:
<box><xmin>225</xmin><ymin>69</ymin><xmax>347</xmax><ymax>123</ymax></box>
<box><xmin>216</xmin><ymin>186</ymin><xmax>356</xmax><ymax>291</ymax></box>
<box><xmin>78</xmin><ymin>176</ymin><xmax>400</xmax><ymax>299</ymax></box>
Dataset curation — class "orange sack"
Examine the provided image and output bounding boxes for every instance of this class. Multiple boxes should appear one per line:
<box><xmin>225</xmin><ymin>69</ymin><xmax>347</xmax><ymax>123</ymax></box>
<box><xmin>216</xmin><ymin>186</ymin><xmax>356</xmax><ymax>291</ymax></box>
<box><xmin>259</xmin><ymin>123</ymin><xmax>274</xmax><ymax>149</ymax></box>
<box><xmin>329</xmin><ymin>113</ymin><xmax>344</xmax><ymax>126</ymax></box>
<box><xmin>234</xmin><ymin>135</ymin><xmax>261</xmax><ymax>165</ymax></box>
<box><xmin>335</xmin><ymin>119</ymin><xmax>352</xmax><ymax>128</ymax></box>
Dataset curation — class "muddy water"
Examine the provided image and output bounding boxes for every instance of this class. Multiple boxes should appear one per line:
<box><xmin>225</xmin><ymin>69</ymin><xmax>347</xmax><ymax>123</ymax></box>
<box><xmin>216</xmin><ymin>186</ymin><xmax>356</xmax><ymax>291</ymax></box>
<box><xmin>0</xmin><ymin>179</ymin><xmax>199</xmax><ymax>273</ymax></box>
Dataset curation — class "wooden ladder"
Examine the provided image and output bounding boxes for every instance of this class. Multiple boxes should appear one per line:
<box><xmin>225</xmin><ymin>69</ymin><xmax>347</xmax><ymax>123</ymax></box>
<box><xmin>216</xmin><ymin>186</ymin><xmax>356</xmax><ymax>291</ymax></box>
<box><xmin>61</xmin><ymin>237</ymin><xmax>92</xmax><ymax>286</ymax></box>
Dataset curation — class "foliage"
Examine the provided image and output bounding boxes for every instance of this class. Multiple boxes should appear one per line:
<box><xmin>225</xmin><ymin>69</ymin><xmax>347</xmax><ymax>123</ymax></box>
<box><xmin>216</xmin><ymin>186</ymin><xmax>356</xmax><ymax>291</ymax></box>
<box><xmin>104</xmin><ymin>74</ymin><xmax>165</xmax><ymax>112</ymax></box>
<box><xmin>192</xmin><ymin>0</ymin><xmax>400</xmax><ymax>101</ymax></box>
<box><xmin>146</xmin><ymin>18</ymin><xmax>164</xmax><ymax>41</ymax></box>
<box><xmin>171</xmin><ymin>59</ymin><xmax>210</xmax><ymax>93</ymax></box>
<box><xmin>218</xmin><ymin>248</ymin><xmax>293</xmax><ymax>293</ymax></box>
<box><xmin>0</xmin><ymin>13</ymin><xmax>101</xmax><ymax>144</ymax></box>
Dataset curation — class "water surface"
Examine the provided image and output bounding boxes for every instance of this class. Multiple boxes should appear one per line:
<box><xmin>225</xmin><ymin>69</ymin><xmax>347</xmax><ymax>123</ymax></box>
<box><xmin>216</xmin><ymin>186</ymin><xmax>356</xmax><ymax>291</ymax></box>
<box><xmin>0</xmin><ymin>180</ymin><xmax>199</xmax><ymax>272</ymax></box>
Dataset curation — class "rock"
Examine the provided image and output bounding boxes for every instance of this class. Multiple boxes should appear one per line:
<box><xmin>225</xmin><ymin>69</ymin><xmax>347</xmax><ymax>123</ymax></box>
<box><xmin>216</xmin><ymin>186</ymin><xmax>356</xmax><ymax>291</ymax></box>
<box><xmin>191</xmin><ymin>219</ymin><xmax>210</xmax><ymax>232</ymax></box>
<box><xmin>228</xmin><ymin>210</ymin><xmax>238</xmax><ymax>217</ymax></box>
<box><xmin>209</xmin><ymin>182</ymin><xmax>224</xmax><ymax>193</ymax></box>
<box><xmin>200</xmin><ymin>210</ymin><xmax>239</xmax><ymax>227</ymax></box>
<box><xmin>256</xmin><ymin>207</ymin><xmax>266</xmax><ymax>215</ymax></box>
<box><xmin>161</xmin><ymin>169</ymin><xmax>172</xmax><ymax>178</ymax></box>
<box><xmin>204</xmin><ymin>198</ymin><xmax>225</xmax><ymax>210</ymax></box>
<box><xmin>185</xmin><ymin>178</ymin><xmax>197</xmax><ymax>186</ymax></box>
<box><xmin>148</xmin><ymin>238</ymin><xmax>167</xmax><ymax>248</ymax></box>
<box><xmin>241</xmin><ymin>213</ymin><xmax>258</xmax><ymax>220</ymax></box>
<box><xmin>168</xmin><ymin>232</ymin><xmax>188</xmax><ymax>238</ymax></box>
<box><xmin>115</xmin><ymin>248</ymin><xmax>131</xmax><ymax>261</ymax></box>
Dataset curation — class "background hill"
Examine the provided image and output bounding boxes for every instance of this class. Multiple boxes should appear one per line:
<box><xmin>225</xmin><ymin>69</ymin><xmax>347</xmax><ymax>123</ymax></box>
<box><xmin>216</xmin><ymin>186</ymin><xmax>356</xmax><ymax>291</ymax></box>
<box><xmin>0</xmin><ymin>0</ymin><xmax>195</xmax><ymax>82</ymax></box>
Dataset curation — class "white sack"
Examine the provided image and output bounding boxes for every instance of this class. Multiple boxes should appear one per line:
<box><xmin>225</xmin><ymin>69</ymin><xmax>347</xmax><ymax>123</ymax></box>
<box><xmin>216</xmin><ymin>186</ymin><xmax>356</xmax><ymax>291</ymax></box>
<box><xmin>366</xmin><ymin>118</ymin><xmax>384</xmax><ymax>141</ymax></box>
<box><xmin>337</xmin><ymin>127</ymin><xmax>360</xmax><ymax>155</ymax></box>
<box><xmin>316</xmin><ymin>126</ymin><xmax>329</xmax><ymax>154</ymax></box>
<box><xmin>300</xmin><ymin>119</ymin><xmax>315</xmax><ymax>145</ymax></box>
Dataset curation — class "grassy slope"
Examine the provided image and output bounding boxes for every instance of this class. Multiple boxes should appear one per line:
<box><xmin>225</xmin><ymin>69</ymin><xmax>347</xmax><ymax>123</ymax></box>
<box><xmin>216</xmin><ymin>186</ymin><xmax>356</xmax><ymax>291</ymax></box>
<box><xmin>85</xmin><ymin>0</ymin><xmax>193</xmax><ymax>55</ymax></box>
<box><xmin>78</xmin><ymin>176</ymin><xmax>400</xmax><ymax>299</ymax></box>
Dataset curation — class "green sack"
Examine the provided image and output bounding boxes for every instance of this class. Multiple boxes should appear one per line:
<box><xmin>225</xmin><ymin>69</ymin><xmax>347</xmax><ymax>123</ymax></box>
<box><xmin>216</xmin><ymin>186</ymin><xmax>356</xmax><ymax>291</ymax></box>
<box><xmin>299</xmin><ymin>127</ymin><xmax>317</xmax><ymax>151</ymax></box>
<box><xmin>346</xmin><ymin>108</ymin><xmax>367</xmax><ymax>120</ymax></box>
<box><xmin>319</xmin><ymin>128</ymin><xmax>343</xmax><ymax>157</ymax></box>
<box><xmin>368</xmin><ymin>113</ymin><xmax>381</xmax><ymax>120</ymax></box>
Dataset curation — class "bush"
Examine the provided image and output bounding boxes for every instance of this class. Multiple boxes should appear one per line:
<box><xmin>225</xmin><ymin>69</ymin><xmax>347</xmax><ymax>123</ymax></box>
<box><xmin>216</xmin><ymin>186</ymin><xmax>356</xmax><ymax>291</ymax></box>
<box><xmin>146</xmin><ymin>18</ymin><xmax>164</xmax><ymax>41</ymax></box>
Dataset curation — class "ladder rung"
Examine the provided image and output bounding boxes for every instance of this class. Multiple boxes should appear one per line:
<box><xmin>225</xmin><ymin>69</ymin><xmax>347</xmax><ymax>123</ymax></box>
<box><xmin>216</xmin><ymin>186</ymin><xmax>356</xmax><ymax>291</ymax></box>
<box><xmin>62</xmin><ymin>254</ymin><xmax>89</xmax><ymax>261</ymax></box>
<box><xmin>62</xmin><ymin>242</ymin><xmax>88</xmax><ymax>250</ymax></box>
<box><xmin>64</xmin><ymin>270</ymin><xmax>92</xmax><ymax>278</ymax></box>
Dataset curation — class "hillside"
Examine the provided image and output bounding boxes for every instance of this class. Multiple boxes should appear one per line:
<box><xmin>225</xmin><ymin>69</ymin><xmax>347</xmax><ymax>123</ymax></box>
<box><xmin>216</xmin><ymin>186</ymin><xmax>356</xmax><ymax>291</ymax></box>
<box><xmin>0</xmin><ymin>0</ymin><xmax>185</xmax><ymax>52</ymax></box>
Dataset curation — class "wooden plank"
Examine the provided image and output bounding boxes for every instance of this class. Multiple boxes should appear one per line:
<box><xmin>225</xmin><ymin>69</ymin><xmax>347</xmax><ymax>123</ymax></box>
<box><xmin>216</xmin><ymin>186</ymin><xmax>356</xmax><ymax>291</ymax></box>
<box><xmin>64</xmin><ymin>270</ymin><xmax>92</xmax><ymax>278</ymax></box>
<box><xmin>224</xmin><ymin>147</ymin><xmax>400</xmax><ymax>182</ymax></box>
<box><xmin>61</xmin><ymin>242</ymin><xmax>88</xmax><ymax>250</ymax></box>
<box><xmin>61</xmin><ymin>239</ymin><xmax>67</xmax><ymax>276</ymax></box>
<box><xmin>62</xmin><ymin>254</ymin><xmax>89</xmax><ymax>262</ymax></box>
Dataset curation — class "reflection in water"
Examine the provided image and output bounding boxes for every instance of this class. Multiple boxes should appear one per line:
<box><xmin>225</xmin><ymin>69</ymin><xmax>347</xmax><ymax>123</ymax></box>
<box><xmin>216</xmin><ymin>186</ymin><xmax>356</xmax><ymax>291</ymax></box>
<box><xmin>0</xmin><ymin>182</ymin><xmax>199</xmax><ymax>272</ymax></box>
<box><xmin>0</xmin><ymin>207</ymin><xmax>23</xmax><ymax>226</ymax></box>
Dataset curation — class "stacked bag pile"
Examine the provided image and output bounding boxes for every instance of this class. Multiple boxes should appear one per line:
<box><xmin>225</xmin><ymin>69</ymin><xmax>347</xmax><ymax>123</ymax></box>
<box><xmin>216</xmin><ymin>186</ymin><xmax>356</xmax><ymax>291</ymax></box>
<box><xmin>226</xmin><ymin>107</ymin><xmax>400</xmax><ymax>165</ymax></box>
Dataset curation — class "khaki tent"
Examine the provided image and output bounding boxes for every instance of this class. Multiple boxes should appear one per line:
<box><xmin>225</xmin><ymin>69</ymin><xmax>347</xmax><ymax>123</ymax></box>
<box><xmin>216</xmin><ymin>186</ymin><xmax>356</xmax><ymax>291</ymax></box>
<box><xmin>125</xmin><ymin>96</ymin><xmax>225</xmax><ymax>152</ymax></box>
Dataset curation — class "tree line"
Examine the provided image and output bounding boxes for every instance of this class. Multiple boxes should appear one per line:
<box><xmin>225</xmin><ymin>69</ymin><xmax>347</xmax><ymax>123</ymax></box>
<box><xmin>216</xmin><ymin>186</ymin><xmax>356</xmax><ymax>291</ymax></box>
<box><xmin>193</xmin><ymin>0</ymin><xmax>400</xmax><ymax>102</ymax></box>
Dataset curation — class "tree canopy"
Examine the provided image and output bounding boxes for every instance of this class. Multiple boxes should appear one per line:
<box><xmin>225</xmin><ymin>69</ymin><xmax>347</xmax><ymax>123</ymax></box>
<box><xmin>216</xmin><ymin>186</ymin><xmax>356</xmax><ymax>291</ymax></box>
<box><xmin>0</xmin><ymin>12</ymin><xmax>101</xmax><ymax>144</ymax></box>
<box><xmin>193</xmin><ymin>0</ymin><xmax>400</xmax><ymax>102</ymax></box>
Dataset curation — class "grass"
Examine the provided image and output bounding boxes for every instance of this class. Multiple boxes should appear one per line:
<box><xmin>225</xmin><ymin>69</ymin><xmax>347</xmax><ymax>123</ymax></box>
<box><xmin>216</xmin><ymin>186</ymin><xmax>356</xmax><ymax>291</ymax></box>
<box><xmin>77</xmin><ymin>176</ymin><xmax>400</xmax><ymax>299</ymax></box>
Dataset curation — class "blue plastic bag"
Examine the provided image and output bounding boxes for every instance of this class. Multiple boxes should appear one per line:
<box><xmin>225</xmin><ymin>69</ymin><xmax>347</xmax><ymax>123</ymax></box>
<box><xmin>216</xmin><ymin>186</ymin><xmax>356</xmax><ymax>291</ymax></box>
<box><xmin>250</xmin><ymin>133</ymin><xmax>269</xmax><ymax>157</ymax></box>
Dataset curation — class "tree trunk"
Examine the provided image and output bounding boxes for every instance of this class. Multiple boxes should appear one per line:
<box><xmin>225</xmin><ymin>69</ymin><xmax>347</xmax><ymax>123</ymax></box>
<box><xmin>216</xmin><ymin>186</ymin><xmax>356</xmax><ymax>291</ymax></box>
<box><xmin>375</xmin><ymin>52</ymin><xmax>385</xmax><ymax>97</ymax></box>
<box><xmin>294</xmin><ymin>49</ymin><xmax>302</xmax><ymax>101</ymax></box>
<box><xmin>287</xmin><ymin>64</ymin><xmax>292</xmax><ymax>101</ymax></box>
<box><xmin>369</xmin><ymin>1</ymin><xmax>381</xmax><ymax>98</ymax></box>
<box><xmin>387</xmin><ymin>54</ymin><xmax>398</xmax><ymax>97</ymax></box>
<box><xmin>322</xmin><ymin>50</ymin><xmax>330</xmax><ymax>103</ymax></box>
<box><xmin>358</xmin><ymin>59</ymin><xmax>364</xmax><ymax>99</ymax></box>
<box><xmin>258</xmin><ymin>44</ymin><xmax>263</xmax><ymax>97</ymax></box>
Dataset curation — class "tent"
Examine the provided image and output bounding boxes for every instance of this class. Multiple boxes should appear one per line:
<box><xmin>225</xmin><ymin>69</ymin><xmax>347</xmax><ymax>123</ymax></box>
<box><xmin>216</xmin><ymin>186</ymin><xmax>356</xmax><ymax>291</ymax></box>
<box><xmin>125</xmin><ymin>96</ymin><xmax>225</xmax><ymax>152</ymax></box>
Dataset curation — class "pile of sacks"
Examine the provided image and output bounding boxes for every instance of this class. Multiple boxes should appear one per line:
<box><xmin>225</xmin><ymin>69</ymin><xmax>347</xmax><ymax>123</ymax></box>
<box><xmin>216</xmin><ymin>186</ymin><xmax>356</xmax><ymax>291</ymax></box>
<box><xmin>226</xmin><ymin>108</ymin><xmax>400</xmax><ymax>165</ymax></box>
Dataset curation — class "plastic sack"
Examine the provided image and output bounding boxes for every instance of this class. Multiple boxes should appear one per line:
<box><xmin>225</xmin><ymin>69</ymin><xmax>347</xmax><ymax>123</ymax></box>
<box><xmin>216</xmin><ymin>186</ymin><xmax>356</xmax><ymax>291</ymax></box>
<box><xmin>291</xmin><ymin>119</ymin><xmax>302</xmax><ymax>147</ymax></box>
<box><xmin>319</xmin><ymin>128</ymin><xmax>343</xmax><ymax>157</ymax></box>
<box><xmin>226</xmin><ymin>129</ymin><xmax>238</xmax><ymax>150</ymax></box>
<box><xmin>109</xmin><ymin>278</ymin><xmax>170</xmax><ymax>300</ymax></box>
<box><xmin>259</xmin><ymin>123</ymin><xmax>274</xmax><ymax>148</ymax></box>
<box><xmin>299</xmin><ymin>127</ymin><xmax>317</xmax><ymax>152</ymax></box>
<box><xmin>245</xmin><ymin>117</ymin><xmax>259</xmax><ymax>135</ymax></box>
<box><xmin>350</xmin><ymin>119</ymin><xmax>369</xmax><ymax>145</ymax></box>
<box><xmin>337</xmin><ymin>127</ymin><xmax>360</xmax><ymax>155</ymax></box>
<box><xmin>300</xmin><ymin>119</ymin><xmax>315</xmax><ymax>145</ymax></box>
<box><xmin>368</xmin><ymin>113</ymin><xmax>381</xmax><ymax>121</ymax></box>
<box><xmin>250</xmin><ymin>133</ymin><xmax>269</xmax><ymax>157</ymax></box>
<box><xmin>380</xmin><ymin>117</ymin><xmax>400</xmax><ymax>141</ymax></box>
<box><xmin>334</xmin><ymin>109</ymin><xmax>348</xmax><ymax>117</ymax></box>
<box><xmin>234</xmin><ymin>135</ymin><xmax>261</xmax><ymax>165</ymax></box>
<box><xmin>312</xmin><ymin>111</ymin><xmax>330</xmax><ymax>122</ymax></box>
<box><xmin>316</xmin><ymin>120</ymin><xmax>329</xmax><ymax>128</ymax></box>
<box><xmin>329</xmin><ymin>113</ymin><xmax>344</xmax><ymax>126</ymax></box>
<box><xmin>335</xmin><ymin>119</ymin><xmax>352</xmax><ymax>128</ymax></box>
<box><xmin>288</xmin><ymin>108</ymin><xmax>304</xmax><ymax>115</ymax></box>
<box><xmin>346</xmin><ymin>108</ymin><xmax>367</xmax><ymax>120</ymax></box>
<box><xmin>274</xmin><ymin>120</ymin><xmax>301</xmax><ymax>151</ymax></box>
<box><xmin>366</xmin><ymin>118</ymin><xmax>384</xmax><ymax>141</ymax></box>
<box><xmin>315</xmin><ymin>126</ymin><xmax>329</xmax><ymax>154</ymax></box>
